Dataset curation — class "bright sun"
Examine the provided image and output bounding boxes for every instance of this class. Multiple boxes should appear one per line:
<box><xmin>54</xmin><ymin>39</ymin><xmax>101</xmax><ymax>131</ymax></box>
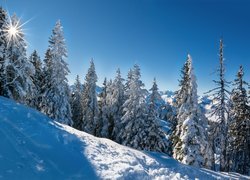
<box><xmin>3</xmin><ymin>15</ymin><xmax>27</xmax><ymax>46</ymax></box>
<box><xmin>4</xmin><ymin>24</ymin><xmax>22</xmax><ymax>46</ymax></box>
<box><xmin>8</xmin><ymin>26</ymin><xmax>18</xmax><ymax>36</ymax></box>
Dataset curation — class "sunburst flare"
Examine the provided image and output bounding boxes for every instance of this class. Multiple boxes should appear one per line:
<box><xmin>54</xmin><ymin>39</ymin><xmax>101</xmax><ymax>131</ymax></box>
<box><xmin>3</xmin><ymin>13</ymin><xmax>30</xmax><ymax>47</ymax></box>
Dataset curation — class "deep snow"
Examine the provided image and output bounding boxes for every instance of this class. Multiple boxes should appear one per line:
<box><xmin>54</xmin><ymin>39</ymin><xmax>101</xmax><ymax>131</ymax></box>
<box><xmin>0</xmin><ymin>96</ymin><xmax>249</xmax><ymax>180</ymax></box>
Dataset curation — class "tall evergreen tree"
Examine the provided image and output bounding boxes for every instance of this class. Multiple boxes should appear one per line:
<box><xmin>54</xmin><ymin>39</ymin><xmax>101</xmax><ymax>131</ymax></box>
<box><xmin>99</xmin><ymin>78</ymin><xmax>113</xmax><ymax>138</ymax></box>
<box><xmin>173</xmin><ymin>54</ymin><xmax>212</xmax><ymax>168</ymax></box>
<box><xmin>29</xmin><ymin>50</ymin><xmax>43</xmax><ymax>109</ymax></box>
<box><xmin>148</xmin><ymin>78</ymin><xmax>164</xmax><ymax>117</ymax></box>
<box><xmin>98</xmin><ymin>69</ymin><xmax>126</xmax><ymax>141</ymax></box>
<box><xmin>3</xmin><ymin>14</ymin><xmax>35</xmax><ymax>103</ymax></box>
<box><xmin>41</xmin><ymin>20</ymin><xmax>72</xmax><ymax>125</ymax></box>
<box><xmin>206</xmin><ymin>39</ymin><xmax>230</xmax><ymax>171</ymax></box>
<box><xmin>144</xmin><ymin>78</ymin><xmax>170</xmax><ymax>153</ymax></box>
<box><xmin>174</xmin><ymin>58</ymin><xmax>191</xmax><ymax>109</ymax></box>
<box><xmin>172</xmin><ymin>55</ymin><xmax>192</xmax><ymax>133</ymax></box>
<box><xmin>0</xmin><ymin>7</ymin><xmax>8</xmax><ymax>96</ymax></box>
<box><xmin>98</xmin><ymin>78</ymin><xmax>107</xmax><ymax>137</ymax></box>
<box><xmin>118</xmin><ymin>64</ymin><xmax>148</xmax><ymax>150</ymax></box>
<box><xmin>71</xmin><ymin>75</ymin><xmax>83</xmax><ymax>130</ymax></box>
<box><xmin>110</xmin><ymin>69</ymin><xmax>125</xmax><ymax>141</ymax></box>
<box><xmin>124</xmin><ymin>68</ymin><xmax>133</xmax><ymax>99</ymax></box>
<box><xmin>172</xmin><ymin>55</ymin><xmax>192</xmax><ymax>148</ymax></box>
<box><xmin>40</xmin><ymin>49</ymin><xmax>52</xmax><ymax>111</ymax></box>
<box><xmin>82</xmin><ymin>59</ymin><xmax>99</xmax><ymax>135</ymax></box>
<box><xmin>228</xmin><ymin>66</ymin><xmax>250</xmax><ymax>175</ymax></box>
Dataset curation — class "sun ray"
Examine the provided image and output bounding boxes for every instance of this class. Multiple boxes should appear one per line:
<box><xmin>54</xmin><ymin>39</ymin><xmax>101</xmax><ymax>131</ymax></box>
<box><xmin>19</xmin><ymin>17</ymin><xmax>34</xmax><ymax>28</ymax></box>
<box><xmin>2</xmin><ymin>10</ymin><xmax>32</xmax><ymax>47</ymax></box>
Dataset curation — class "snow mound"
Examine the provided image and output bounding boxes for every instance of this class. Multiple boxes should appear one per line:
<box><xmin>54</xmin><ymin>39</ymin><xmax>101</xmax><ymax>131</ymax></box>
<box><xmin>0</xmin><ymin>97</ymin><xmax>249</xmax><ymax>180</ymax></box>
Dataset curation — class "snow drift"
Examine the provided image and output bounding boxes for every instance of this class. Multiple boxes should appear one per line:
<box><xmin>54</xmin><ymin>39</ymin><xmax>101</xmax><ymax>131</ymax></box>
<box><xmin>0</xmin><ymin>97</ymin><xmax>248</xmax><ymax>180</ymax></box>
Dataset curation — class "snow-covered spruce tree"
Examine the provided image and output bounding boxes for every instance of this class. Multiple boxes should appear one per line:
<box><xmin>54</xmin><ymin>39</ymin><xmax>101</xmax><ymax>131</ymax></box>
<box><xmin>98</xmin><ymin>78</ymin><xmax>107</xmax><ymax>137</ymax></box>
<box><xmin>28</xmin><ymin>50</ymin><xmax>43</xmax><ymax>109</ymax></box>
<box><xmin>0</xmin><ymin>7</ymin><xmax>8</xmax><ymax>96</ymax></box>
<box><xmin>71</xmin><ymin>75</ymin><xmax>83</xmax><ymax>130</ymax></box>
<box><xmin>40</xmin><ymin>49</ymin><xmax>52</xmax><ymax>111</ymax></box>
<box><xmin>172</xmin><ymin>55</ymin><xmax>193</xmax><ymax>148</ymax></box>
<box><xmin>228</xmin><ymin>66</ymin><xmax>250</xmax><ymax>175</ymax></box>
<box><xmin>173</xmin><ymin>54</ymin><xmax>212</xmax><ymax>168</ymax></box>
<box><xmin>118</xmin><ymin>64</ymin><xmax>148</xmax><ymax>149</ymax></box>
<box><xmin>99</xmin><ymin>78</ymin><xmax>113</xmax><ymax>138</ymax></box>
<box><xmin>110</xmin><ymin>69</ymin><xmax>125</xmax><ymax>142</ymax></box>
<box><xmin>124</xmin><ymin>68</ymin><xmax>133</xmax><ymax>99</ymax></box>
<box><xmin>119</xmin><ymin>64</ymin><xmax>168</xmax><ymax>152</ymax></box>
<box><xmin>4</xmin><ymin>14</ymin><xmax>35</xmax><ymax>103</ymax></box>
<box><xmin>82</xmin><ymin>59</ymin><xmax>99</xmax><ymax>135</ymax></box>
<box><xmin>172</xmin><ymin>56</ymin><xmax>192</xmax><ymax>133</ymax></box>
<box><xmin>97</xmin><ymin>78</ymin><xmax>107</xmax><ymax>137</ymax></box>
<box><xmin>174</xmin><ymin>58</ymin><xmax>191</xmax><ymax>109</ymax></box>
<box><xmin>98</xmin><ymin>69</ymin><xmax>126</xmax><ymax>141</ymax></box>
<box><xmin>148</xmin><ymin>78</ymin><xmax>164</xmax><ymax>117</ymax></box>
<box><xmin>206</xmin><ymin>39</ymin><xmax>230</xmax><ymax>171</ymax></box>
<box><xmin>41</xmin><ymin>20</ymin><xmax>72</xmax><ymax>125</ymax></box>
<box><xmin>144</xmin><ymin>78</ymin><xmax>170</xmax><ymax>153</ymax></box>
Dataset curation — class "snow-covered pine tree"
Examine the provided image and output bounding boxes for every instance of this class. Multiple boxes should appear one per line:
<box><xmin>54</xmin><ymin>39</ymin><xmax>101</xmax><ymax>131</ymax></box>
<box><xmin>118</xmin><ymin>64</ymin><xmax>149</xmax><ymax>150</ymax></box>
<box><xmin>98</xmin><ymin>78</ymin><xmax>108</xmax><ymax>137</ymax></box>
<box><xmin>125</xmin><ymin>68</ymin><xmax>132</xmax><ymax>90</ymax></box>
<box><xmin>98</xmin><ymin>78</ymin><xmax>107</xmax><ymax>137</ymax></box>
<box><xmin>144</xmin><ymin>78</ymin><xmax>170</xmax><ymax>154</ymax></box>
<box><xmin>29</xmin><ymin>50</ymin><xmax>43</xmax><ymax>109</ymax></box>
<box><xmin>40</xmin><ymin>49</ymin><xmax>52</xmax><ymax>111</ymax></box>
<box><xmin>110</xmin><ymin>68</ymin><xmax>125</xmax><ymax>142</ymax></box>
<box><xmin>206</xmin><ymin>39</ymin><xmax>230</xmax><ymax>171</ymax></box>
<box><xmin>174</xmin><ymin>58</ymin><xmax>191</xmax><ymax>109</ymax></box>
<box><xmin>99</xmin><ymin>78</ymin><xmax>114</xmax><ymax>138</ymax></box>
<box><xmin>41</xmin><ymin>20</ymin><xmax>72</xmax><ymax>125</ymax></box>
<box><xmin>172</xmin><ymin>55</ymin><xmax>192</xmax><ymax>149</ymax></box>
<box><xmin>82</xmin><ymin>59</ymin><xmax>99</xmax><ymax>135</ymax></box>
<box><xmin>172</xmin><ymin>56</ymin><xmax>192</xmax><ymax>134</ymax></box>
<box><xmin>228</xmin><ymin>66</ymin><xmax>250</xmax><ymax>175</ymax></box>
<box><xmin>173</xmin><ymin>54</ymin><xmax>212</xmax><ymax>168</ymax></box>
<box><xmin>124</xmin><ymin>68</ymin><xmax>133</xmax><ymax>99</ymax></box>
<box><xmin>4</xmin><ymin>14</ymin><xmax>35</xmax><ymax>103</ymax></box>
<box><xmin>0</xmin><ymin>7</ymin><xmax>8</xmax><ymax>96</ymax></box>
<box><xmin>71</xmin><ymin>75</ymin><xmax>83</xmax><ymax>130</ymax></box>
<box><xmin>148</xmin><ymin>78</ymin><xmax>164</xmax><ymax>117</ymax></box>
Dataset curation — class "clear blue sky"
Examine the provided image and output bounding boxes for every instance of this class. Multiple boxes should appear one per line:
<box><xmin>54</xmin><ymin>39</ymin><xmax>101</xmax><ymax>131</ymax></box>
<box><xmin>2</xmin><ymin>0</ymin><xmax>250</xmax><ymax>94</ymax></box>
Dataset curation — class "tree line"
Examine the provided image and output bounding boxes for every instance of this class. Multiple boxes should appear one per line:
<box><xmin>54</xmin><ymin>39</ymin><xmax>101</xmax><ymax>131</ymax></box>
<box><xmin>0</xmin><ymin>7</ymin><xmax>249</xmax><ymax>175</ymax></box>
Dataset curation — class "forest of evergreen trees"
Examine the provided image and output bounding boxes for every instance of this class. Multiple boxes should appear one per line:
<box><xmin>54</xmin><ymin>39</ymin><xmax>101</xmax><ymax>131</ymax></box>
<box><xmin>0</xmin><ymin>7</ymin><xmax>249</xmax><ymax>175</ymax></box>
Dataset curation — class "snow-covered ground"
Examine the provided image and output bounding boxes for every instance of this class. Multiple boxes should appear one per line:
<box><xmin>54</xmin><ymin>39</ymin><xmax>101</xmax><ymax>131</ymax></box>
<box><xmin>0</xmin><ymin>96</ymin><xmax>249</xmax><ymax>180</ymax></box>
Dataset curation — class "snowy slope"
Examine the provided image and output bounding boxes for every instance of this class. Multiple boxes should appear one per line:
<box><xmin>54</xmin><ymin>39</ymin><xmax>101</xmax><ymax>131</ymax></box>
<box><xmin>0</xmin><ymin>97</ymin><xmax>249</xmax><ymax>180</ymax></box>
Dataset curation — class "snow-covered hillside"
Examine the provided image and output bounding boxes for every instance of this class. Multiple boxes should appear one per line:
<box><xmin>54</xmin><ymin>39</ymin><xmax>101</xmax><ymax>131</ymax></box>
<box><xmin>0</xmin><ymin>97</ymin><xmax>249</xmax><ymax>180</ymax></box>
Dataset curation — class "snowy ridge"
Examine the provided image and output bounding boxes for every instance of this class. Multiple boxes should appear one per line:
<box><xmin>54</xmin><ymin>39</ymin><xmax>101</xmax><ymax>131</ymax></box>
<box><xmin>0</xmin><ymin>96</ymin><xmax>249</xmax><ymax>179</ymax></box>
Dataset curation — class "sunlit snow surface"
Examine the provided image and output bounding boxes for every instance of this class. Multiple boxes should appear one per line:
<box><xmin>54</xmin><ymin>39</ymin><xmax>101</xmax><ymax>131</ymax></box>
<box><xmin>0</xmin><ymin>97</ymin><xmax>249</xmax><ymax>180</ymax></box>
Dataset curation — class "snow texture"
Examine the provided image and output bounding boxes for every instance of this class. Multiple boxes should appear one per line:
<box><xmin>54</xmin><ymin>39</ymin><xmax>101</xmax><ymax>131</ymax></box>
<box><xmin>0</xmin><ymin>96</ymin><xmax>249</xmax><ymax>179</ymax></box>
